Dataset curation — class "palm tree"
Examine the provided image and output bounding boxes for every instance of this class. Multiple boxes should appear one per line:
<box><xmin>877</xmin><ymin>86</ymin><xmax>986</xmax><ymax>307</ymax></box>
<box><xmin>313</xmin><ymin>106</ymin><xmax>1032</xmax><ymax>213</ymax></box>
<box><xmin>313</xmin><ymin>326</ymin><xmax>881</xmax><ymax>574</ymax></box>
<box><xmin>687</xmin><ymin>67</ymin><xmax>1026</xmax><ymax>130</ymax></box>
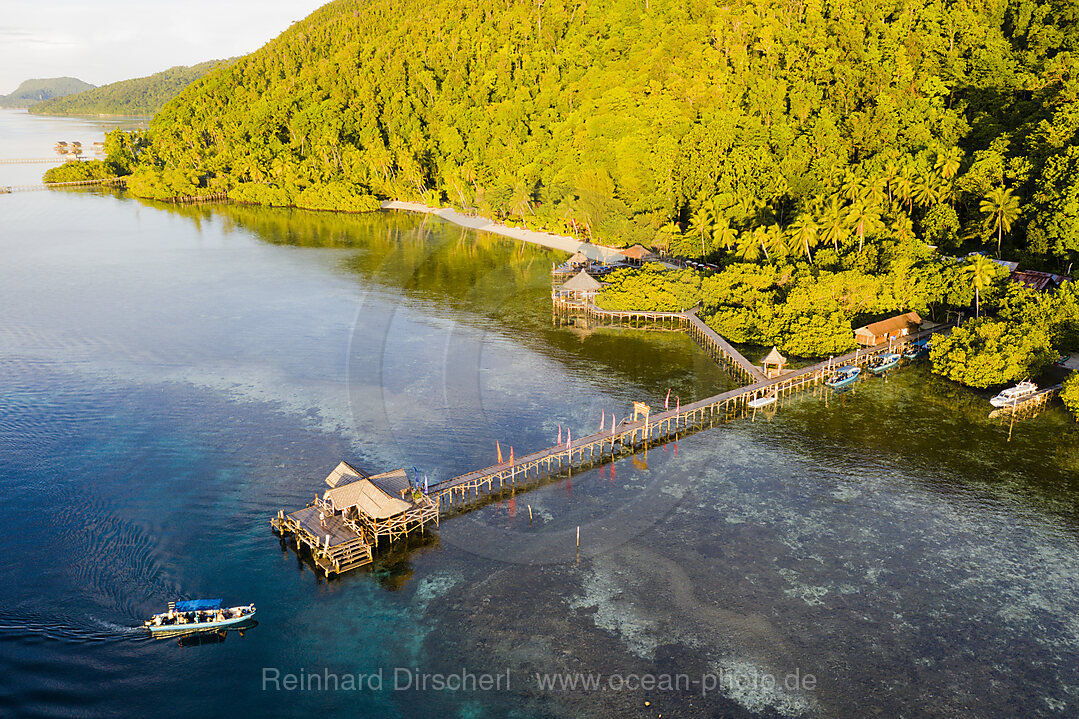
<box><xmin>980</xmin><ymin>186</ymin><xmax>1021</xmax><ymax>259</ymax></box>
<box><xmin>689</xmin><ymin>207</ymin><xmax>714</xmax><ymax>258</ymax></box>
<box><xmin>509</xmin><ymin>181</ymin><xmax>534</xmax><ymax>218</ymax></box>
<box><xmin>935</xmin><ymin>147</ymin><xmax>962</xmax><ymax>180</ymax></box>
<box><xmin>881</xmin><ymin>162</ymin><xmax>900</xmax><ymax>205</ymax></box>
<box><xmin>864</xmin><ymin>177</ymin><xmax>887</xmax><ymax>209</ymax></box>
<box><xmin>846</xmin><ymin>200</ymin><xmax>882</xmax><ymax>252</ymax></box>
<box><xmin>840</xmin><ymin>173</ymin><xmax>863</xmax><ymax>203</ymax></box>
<box><xmin>735</xmin><ymin>232</ymin><xmax>765</xmax><ymax>262</ymax></box>
<box><xmin>912</xmin><ymin>172</ymin><xmax>943</xmax><ymax>208</ymax></box>
<box><xmin>788</xmin><ymin>213</ymin><xmax>819</xmax><ymax>263</ymax></box>
<box><xmin>657</xmin><ymin>220</ymin><xmax>681</xmax><ymax>253</ymax></box>
<box><xmin>966</xmin><ymin>254</ymin><xmax>996</xmax><ymax>318</ymax></box>
<box><xmin>751</xmin><ymin>225</ymin><xmax>771</xmax><ymax>261</ymax></box>
<box><xmin>764</xmin><ymin>224</ymin><xmax>788</xmax><ymax>260</ymax></box>
<box><xmin>713</xmin><ymin>219</ymin><xmax>738</xmax><ymax>252</ymax></box>
<box><xmin>894</xmin><ymin>164</ymin><xmax>915</xmax><ymax>212</ymax></box>
<box><xmin>819</xmin><ymin>196</ymin><xmax>848</xmax><ymax>251</ymax></box>
<box><xmin>891</xmin><ymin>211</ymin><xmax>915</xmax><ymax>244</ymax></box>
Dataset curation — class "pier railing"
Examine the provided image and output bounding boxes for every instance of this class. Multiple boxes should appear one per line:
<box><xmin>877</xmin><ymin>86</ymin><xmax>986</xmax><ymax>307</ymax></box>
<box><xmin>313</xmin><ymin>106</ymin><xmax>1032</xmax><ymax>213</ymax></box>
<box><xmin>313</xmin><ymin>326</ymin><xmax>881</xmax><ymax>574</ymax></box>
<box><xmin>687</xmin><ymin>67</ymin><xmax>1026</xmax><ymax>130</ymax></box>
<box><xmin>428</xmin><ymin>324</ymin><xmax>951</xmax><ymax>508</ymax></box>
<box><xmin>552</xmin><ymin>296</ymin><xmax>767</xmax><ymax>383</ymax></box>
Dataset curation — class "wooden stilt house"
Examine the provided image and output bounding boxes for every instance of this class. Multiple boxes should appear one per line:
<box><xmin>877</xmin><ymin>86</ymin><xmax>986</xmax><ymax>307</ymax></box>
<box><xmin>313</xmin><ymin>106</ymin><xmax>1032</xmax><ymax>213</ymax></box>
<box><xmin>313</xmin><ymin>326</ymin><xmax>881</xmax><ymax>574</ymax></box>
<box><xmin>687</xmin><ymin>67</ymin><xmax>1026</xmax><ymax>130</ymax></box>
<box><xmin>271</xmin><ymin>461</ymin><xmax>439</xmax><ymax>576</ymax></box>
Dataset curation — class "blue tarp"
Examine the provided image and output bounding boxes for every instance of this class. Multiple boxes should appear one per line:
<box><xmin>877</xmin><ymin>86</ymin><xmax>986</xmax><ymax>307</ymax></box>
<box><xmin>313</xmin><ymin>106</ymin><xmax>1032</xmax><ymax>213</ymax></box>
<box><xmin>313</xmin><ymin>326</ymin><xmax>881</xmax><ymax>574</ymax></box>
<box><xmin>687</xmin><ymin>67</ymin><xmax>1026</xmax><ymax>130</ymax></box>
<box><xmin>175</xmin><ymin>599</ymin><xmax>223</xmax><ymax>612</ymax></box>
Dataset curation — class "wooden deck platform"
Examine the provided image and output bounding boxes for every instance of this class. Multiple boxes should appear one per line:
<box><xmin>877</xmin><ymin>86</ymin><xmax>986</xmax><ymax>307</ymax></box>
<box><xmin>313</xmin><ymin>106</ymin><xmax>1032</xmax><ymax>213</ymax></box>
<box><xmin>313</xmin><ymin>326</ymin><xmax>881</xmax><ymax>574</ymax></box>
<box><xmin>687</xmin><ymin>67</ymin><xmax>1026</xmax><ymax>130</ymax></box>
<box><xmin>271</xmin><ymin>505</ymin><xmax>373</xmax><ymax>575</ymax></box>
<box><xmin>552</xmin><ymin>297</ymin><xmax>766</xmax><ymax>383</ymax></box>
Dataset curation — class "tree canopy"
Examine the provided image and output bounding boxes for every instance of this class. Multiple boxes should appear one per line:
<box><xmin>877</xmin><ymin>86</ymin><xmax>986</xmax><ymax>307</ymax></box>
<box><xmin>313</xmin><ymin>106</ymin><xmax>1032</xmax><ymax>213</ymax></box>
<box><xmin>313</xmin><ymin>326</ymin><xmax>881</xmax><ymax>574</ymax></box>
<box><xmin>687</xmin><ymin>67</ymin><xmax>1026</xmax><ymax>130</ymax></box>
<box><xmin>112</xmin><ymin>0</ymin><xmax>1079</xmax><ymax>266</ymax></box>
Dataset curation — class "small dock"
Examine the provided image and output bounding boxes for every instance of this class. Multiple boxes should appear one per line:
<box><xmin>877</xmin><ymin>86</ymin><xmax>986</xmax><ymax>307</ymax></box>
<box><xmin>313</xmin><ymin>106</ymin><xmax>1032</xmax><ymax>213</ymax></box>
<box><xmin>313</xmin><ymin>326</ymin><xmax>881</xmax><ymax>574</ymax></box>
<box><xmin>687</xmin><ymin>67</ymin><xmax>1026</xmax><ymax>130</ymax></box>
<box><xmin>552</xmin><ymin>297</ymin><xmax>767</xmax><ymax>383</ymax></box>
<box><xmin>988</xmin><ymin>384</ymin><xmax>1062</xmax><ymax>422</ymax></box>
<box><xmin>272</xmin><ymin>462</ymin><xmax>439</xmax><ymax>576</ymax></box>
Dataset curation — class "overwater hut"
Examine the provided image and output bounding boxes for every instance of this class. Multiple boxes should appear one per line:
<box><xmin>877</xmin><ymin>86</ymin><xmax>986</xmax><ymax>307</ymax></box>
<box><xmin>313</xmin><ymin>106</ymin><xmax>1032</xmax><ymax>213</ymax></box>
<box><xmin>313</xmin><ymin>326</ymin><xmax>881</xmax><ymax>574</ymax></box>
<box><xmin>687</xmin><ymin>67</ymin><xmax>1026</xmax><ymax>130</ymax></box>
<box><xmin>559</xmin><ymin>269</ymin><xmax>604</xmax><ymax>302</ymax></box>
<box><xmin>322</xmin><ymin>464</ymin><xmax>439</xmax><ymax>543</ymax></box>
<box><xmin>271</xmin><ymin>461</ymin><xmax>439</xmax><ymax>575</ymax></box>
<box><xmin>762</xmin><ymin>346</ymin><xmax>787</xmax><ymax>378</ymax></box>
<box><xmin>855</xmin><ymin>312</ymin><xmax>922</xmax><ymax>346</ymax></box>
<box><xmin>619</xmin><ymin>244</ymin><xmax>657</xmax><ymax>266</ymax></box>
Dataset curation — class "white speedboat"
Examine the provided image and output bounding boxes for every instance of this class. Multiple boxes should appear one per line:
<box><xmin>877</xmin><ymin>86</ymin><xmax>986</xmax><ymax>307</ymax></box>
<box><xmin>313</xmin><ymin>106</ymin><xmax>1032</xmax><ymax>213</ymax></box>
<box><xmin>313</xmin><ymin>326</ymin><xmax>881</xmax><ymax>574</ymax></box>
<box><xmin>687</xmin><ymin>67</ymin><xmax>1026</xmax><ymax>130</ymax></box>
<box><xmin>989</xmin><ymin>380</ymin><xmax>1038</xmax><ymax>407</ymax></box>
<box><xmin>144</xmin><ymin>599</ymin><xmax>255</xmax><ymax>635</ymax></box>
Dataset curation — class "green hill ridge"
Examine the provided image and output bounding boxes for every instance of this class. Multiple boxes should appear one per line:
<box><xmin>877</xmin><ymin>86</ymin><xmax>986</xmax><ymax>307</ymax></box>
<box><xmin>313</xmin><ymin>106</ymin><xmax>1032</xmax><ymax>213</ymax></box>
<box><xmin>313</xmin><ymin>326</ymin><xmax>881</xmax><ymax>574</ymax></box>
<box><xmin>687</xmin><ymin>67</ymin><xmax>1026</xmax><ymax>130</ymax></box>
<box><xmin>30</xmin><ymin>61</ymin><xmax>231</xmax><ymax>117</ymax></box>
<box><xmin>114</xmin><ymin>0</ymin><xmax>1079</xmax><ymax>395</ymax></box>
<box><xmin>126</xmin><ymin>0</ymin><xmax>1079</xmax><ymax>264</ymax></box>
<box><xmin>0</xmin><ymin>77</ymin><xmax>94</xmax><ymax>108</ymax></box>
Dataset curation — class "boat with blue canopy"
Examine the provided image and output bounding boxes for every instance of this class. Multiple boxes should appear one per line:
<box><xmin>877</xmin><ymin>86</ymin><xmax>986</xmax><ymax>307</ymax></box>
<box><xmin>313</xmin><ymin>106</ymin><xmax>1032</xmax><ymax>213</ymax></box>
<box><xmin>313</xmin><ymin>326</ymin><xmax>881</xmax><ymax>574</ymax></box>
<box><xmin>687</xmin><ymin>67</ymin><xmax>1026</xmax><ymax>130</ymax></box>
<box><xmin>902</xmin><ymin>340</ymin><xmax>929</xmax><ymax>359</ymax></box>
<box><xmin>144</xmin><ymin>599</ymin><xmax>256</xmax><ymax>635</ymax></box>
<box><xmin>866</xmin><ymin>352</ymin><xmax>901</xmax><ymax>374</ymax></box>
<box><xmin>825</xmin><ymin>365</ymin><xmax>861</xmax><ymax>389</ymax></box>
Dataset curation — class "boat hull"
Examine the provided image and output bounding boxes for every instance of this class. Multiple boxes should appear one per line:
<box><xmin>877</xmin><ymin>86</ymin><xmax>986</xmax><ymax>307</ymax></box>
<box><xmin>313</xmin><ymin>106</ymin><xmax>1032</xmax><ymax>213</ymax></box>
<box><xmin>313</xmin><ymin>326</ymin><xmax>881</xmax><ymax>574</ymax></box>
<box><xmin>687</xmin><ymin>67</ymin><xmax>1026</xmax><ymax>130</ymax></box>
<box><xmin>825</xmin><ymin>370</ymin><xmax>861</xmax><ymax>389</ymax></box>
<box><xmin>147</xmin><ymin>611</ymin><xmax>256</xmax><ymax>635</ymax></box>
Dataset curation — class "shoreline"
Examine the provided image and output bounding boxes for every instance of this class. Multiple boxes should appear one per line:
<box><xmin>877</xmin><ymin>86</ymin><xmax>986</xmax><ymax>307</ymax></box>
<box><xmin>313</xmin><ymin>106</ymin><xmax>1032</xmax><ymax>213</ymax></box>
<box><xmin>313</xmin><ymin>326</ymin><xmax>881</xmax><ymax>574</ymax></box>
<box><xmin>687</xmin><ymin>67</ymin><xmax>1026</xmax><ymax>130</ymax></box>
<box><xmin>380</xmin><ymin>200</ymin><xmax>627</xmax><ymax>263</ymax></box>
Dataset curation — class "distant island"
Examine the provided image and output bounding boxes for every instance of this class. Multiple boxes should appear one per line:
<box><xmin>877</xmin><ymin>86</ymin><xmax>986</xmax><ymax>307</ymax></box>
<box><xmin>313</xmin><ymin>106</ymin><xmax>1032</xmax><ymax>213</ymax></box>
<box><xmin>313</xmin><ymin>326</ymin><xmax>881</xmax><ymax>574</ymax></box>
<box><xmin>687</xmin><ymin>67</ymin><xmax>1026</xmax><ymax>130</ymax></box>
<box><xmin>0</xmin><ymin>77</ymin><xmax>94</xmax><ymax>108</ymax></box>
<box><xmin>29</xmin><ymin>61</ymin><xmax>231</xmax><ymax>117</ymax></box>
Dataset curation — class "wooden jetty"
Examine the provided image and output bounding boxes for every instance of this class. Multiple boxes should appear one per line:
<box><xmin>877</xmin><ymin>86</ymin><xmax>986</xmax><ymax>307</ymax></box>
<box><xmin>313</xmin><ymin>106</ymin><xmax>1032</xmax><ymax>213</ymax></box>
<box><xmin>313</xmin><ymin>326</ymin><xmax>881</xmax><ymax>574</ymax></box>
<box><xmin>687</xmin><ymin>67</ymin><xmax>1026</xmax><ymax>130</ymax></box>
<box><xmin>2</xmin><ymin>176</ymin><xmax>127</xmax><ymax>193</ymax></box>
<box><xmin>0</xmin><ymin>157</ymin><xmax>68</xmax><ymax>164</ymax></box>
<box><xmin>272</xmin><ymin>461</ymin><xmax>438</xmax><ymax>576</ymax></box>
<box><xmin>427</xmin><ymin>325</ymin><xmax>949</xmax><ymax>509</ymax></box>
<box><xmin>552</xmin><ymin>296</ymin><xmax>767</xmax><ymax>383</ymax></box>
<box><xmin>271</xmin><ymin>305</ymin><xmax>947</xmax><ymax>576</ymax></box>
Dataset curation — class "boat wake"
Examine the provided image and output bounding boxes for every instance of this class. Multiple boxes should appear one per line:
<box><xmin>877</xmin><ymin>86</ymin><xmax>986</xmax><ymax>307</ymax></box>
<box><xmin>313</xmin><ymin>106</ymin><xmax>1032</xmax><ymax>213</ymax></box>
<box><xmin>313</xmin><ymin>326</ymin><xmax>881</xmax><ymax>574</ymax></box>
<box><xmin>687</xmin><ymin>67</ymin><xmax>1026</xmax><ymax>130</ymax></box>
<box><xmin>0</xmin><ymin>611</ymin><xmax>147</xmax><ymax>644</ymax></box>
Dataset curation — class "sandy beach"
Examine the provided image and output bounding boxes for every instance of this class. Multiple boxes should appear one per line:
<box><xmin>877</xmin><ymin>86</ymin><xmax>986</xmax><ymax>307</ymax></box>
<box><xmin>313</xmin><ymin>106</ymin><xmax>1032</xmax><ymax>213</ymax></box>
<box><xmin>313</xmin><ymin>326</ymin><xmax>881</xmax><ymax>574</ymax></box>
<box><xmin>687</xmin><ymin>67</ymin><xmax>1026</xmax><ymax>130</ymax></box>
<box><xmin>381</xmin><ymin>200</ymin><xmax>627</xmax><ymax>263</ymax></box>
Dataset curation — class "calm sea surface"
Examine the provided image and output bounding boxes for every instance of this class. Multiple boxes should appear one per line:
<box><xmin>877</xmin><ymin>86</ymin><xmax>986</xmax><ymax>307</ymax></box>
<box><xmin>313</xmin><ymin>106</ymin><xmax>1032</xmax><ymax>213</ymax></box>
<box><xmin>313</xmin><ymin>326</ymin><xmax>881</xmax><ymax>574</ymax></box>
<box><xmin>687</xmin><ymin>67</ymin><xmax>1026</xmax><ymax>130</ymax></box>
<box><xmin>2</xmin><ymin>109</ymin><xmax>1079</xmax><ymax>718</ymax></box>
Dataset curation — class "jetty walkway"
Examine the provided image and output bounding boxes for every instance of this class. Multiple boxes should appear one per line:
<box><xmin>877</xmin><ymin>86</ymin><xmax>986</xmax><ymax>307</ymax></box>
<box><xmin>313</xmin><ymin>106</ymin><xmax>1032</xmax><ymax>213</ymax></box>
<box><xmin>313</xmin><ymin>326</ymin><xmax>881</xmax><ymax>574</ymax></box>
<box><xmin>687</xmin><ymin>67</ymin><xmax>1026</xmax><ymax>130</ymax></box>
<box><xmin>1</xmin><ymin>176</ymin><xmax>127</xmax><ymax>193</ymax></box>
<box><xmin>428</xmin><ymin>324</ymin><xmax>948</xmax><ymax>508</ymax></box>
<box><xmin>552</xmin><ymin>296</ymin><xmax>767</xmax><ymax>383</ymax></box>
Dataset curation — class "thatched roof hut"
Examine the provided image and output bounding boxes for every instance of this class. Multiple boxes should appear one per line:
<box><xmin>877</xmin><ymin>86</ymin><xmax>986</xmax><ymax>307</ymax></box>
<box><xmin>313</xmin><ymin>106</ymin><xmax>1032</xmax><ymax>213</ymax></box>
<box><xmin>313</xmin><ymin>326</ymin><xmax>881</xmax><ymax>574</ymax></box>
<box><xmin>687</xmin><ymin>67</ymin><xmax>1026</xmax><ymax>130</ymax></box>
<box><xmin>620</xmin><ymin>244</ymin><xmax>657</xmax><ymax>265</ymax></box>
<box><xmin>324</xmin><ymin>460</ymin><xmax>368</xmax><ymax>488</ymax></box>
<box><xmin>562</xmin><ymin>269</ymin><xmax>603</xmax><ymax>293</ymax></box>
<box><xmin>762</xmin><ymin>346</ymin><xmax>787</xmax><ymax>377</ymax></box>
<box><xmin>568</xmin><ymin>251</ymin><xmax>590</xmax><ymax>266</ymax></box>
<box><xmin>323</xmin><ymin>476</ymin><xmax>411</xmax><ymax>519</ymax></box>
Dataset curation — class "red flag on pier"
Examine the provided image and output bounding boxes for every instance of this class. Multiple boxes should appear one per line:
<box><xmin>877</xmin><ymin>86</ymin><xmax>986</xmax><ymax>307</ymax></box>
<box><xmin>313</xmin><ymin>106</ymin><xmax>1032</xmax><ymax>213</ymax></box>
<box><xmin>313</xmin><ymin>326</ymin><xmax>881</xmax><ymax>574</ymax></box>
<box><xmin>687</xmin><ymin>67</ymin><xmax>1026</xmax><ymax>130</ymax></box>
<box><xmin>497</xmin><ymin>441</ymin><xmax>503</xmax><ymax>464</ymax></box>
<box><xmin>558</xmin><ymin>424</ymin><xmax>562</xmax><ymax>444</ymax></box>
<box><xmin>665</xmin><ymin>388</ymin><xmax>671</xmax><ymax>410</ymax></box>
<box><xmin>510</xmin><ymin>446</ymin><xmax>515</xmax><ymax>464</ymax></box>
<box><xmin>601</xmin><ymin>409</ymin><xmax>605</xmax><ymax>429</ymax></box>
<box><xmin>676</xmin><ymin>396</ymin><xmax>680</xmax><ymax>413</ymax></box>
<box><xmin>566</xmin><ymin>430</ymin><xmax>571</xmax><ymax>449</ymax></box>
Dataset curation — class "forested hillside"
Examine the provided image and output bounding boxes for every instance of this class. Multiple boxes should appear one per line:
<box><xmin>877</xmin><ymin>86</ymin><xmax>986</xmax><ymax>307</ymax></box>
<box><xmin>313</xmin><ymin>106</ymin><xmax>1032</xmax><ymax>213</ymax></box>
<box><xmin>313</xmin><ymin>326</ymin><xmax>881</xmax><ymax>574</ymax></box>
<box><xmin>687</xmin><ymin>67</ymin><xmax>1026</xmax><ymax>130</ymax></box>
<box><xmin>127</xmin><ymin>0</ymin><xmax>1079</xmax><ymax>267</ymax></box>
<box><xmin>29</xmin><ymin>61</ymin><xmax>230</xmax><ymax>117</ymax></box>
<box><xmin>0</xmin><ymin>77</ymin><xmax>94</xmax><ymax>107</ymax></box>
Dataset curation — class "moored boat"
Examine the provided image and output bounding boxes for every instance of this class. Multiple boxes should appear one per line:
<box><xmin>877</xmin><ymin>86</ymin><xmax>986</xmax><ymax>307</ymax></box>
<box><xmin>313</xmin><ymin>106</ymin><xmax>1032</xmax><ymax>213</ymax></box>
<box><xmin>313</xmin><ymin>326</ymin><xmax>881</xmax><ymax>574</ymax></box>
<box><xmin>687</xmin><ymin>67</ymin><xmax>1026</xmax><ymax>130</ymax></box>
<box><xmin>747</xmin><ymin>394</ymin><xmax>777</xmax><ymax>409</ymax></box>
<box><xmin>989</xmin><ymin>380</ymin><xmax>1038</xmax><ymax>408</ymax></box>
<box><xmin>902</xmin><ymin>340</ymin><xmax>929</xmax><ymax>359</ymax></box>
<box><xmin>825</xmin><ymin>365</ymin><xmax>861</xmax><ymax>389</ymax></box>
<box><xmin>144</xmin><ymin>599</ymin><xmax>255</xmax><ymax>635</ymax></box>
<box><xmin>866</xmin><ymin>352</ymin><xmax>901</xmax><ymax>374</ymax></box>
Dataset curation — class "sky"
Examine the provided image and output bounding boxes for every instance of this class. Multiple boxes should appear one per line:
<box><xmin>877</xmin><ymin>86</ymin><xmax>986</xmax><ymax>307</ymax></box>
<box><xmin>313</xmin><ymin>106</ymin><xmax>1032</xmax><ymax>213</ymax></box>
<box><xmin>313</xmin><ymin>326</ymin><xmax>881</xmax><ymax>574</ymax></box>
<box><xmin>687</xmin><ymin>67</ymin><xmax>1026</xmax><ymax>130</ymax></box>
<box><xmin>0</xmin><ymin>0</ymin><xmax>329</xmax><ymax>95</ymax></box>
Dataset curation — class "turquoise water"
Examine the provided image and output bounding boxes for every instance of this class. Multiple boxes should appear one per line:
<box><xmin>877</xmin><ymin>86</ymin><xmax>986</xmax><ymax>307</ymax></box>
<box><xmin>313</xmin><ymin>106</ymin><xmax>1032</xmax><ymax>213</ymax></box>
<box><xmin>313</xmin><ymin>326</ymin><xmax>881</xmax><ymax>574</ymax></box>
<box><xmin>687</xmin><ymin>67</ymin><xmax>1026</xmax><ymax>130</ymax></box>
<box><xmin>2</xmin><ymin>109</ymin><xmax>1079</xmax><ymax>717</ymax></box>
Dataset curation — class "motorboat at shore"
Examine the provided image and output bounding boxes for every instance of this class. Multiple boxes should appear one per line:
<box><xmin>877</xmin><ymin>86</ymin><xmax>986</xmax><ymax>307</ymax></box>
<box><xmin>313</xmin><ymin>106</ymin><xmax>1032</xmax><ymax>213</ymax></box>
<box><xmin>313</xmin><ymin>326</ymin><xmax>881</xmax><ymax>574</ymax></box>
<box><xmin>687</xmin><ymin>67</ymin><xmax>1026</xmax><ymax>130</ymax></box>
<box><xmin>990</xmin><ymin>380</ymin><xmax>1038</xmax><ymax>408</ymax></box>
<box><xmin>825</xmin><ymin>365</ymin><xmax>861</xmax><ymax>389</ymax></box>
<box><xmin>866</xmin><ymin>352</ymin><xmax>901</xmax><ymax>374</ymax></box>
<box><xmin>902</xmin><ymin>340</ymin><xmax>929</xmax><ymax>359</ymax></box>
<box><xmin>144</xmin><ymin>599</ymin><xmax>256</xmax><ymax>635</ymax></box>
